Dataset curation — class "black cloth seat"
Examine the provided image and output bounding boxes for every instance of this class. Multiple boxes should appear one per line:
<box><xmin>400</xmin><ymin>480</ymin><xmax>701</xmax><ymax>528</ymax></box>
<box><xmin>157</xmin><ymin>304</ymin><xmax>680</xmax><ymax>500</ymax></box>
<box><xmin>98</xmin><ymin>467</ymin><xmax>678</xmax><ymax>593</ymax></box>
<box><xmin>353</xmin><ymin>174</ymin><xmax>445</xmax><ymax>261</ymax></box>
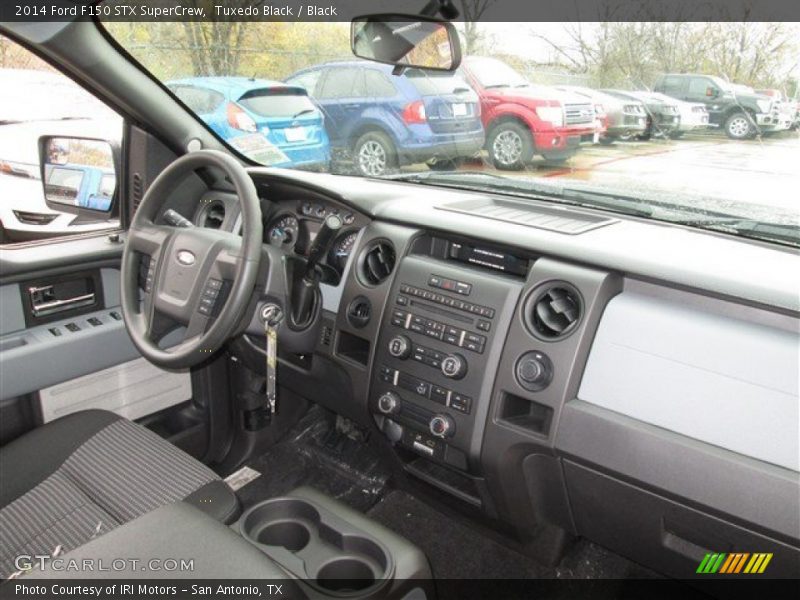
<box><xmin>0</xmin><ymin>410</ymin><xmax>239</xmax><ymax>578</ymax></box>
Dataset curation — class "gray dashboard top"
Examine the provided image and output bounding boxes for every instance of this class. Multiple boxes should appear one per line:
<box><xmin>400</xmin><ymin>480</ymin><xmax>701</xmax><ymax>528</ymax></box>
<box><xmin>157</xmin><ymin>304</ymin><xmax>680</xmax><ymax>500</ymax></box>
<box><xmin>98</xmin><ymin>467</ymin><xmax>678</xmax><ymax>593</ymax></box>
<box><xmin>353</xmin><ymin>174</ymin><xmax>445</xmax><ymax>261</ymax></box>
<box><xmin>250</xmin><ymin>167</ymin><xmax>800</xmax><ymax>314</ymax></box>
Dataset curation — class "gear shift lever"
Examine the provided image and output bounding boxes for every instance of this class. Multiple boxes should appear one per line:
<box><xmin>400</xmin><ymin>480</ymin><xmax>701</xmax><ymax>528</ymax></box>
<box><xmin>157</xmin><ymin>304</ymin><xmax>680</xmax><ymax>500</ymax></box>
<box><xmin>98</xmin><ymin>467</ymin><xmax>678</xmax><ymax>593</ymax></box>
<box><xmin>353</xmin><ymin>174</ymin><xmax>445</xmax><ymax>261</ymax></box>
<box><xmin>304</xmin><ymin>214</ymin><xmax>343</xmax><ymax>280</ymax></box>
<box><xmin>289</xmin><ymin>214</ymin><xmax>342</xmax><ymax>327</ymax></box>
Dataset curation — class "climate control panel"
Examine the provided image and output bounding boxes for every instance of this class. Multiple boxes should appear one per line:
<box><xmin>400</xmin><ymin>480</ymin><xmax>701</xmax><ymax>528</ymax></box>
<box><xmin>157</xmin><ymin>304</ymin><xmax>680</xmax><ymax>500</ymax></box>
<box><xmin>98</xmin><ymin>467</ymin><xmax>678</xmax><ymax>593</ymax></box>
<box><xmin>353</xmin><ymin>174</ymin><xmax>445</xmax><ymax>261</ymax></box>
<box><xmin>371</xmin><ymin>255</ymin><xmax>524</xmax><ymax>472</ymax></box>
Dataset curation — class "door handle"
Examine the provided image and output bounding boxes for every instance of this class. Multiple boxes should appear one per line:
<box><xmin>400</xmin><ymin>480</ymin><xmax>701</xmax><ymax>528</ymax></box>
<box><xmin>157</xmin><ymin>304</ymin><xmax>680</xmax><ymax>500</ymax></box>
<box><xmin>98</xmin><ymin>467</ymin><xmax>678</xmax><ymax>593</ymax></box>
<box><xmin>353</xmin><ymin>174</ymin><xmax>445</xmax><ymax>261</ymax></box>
<box><xmin>28</xmin><ymin>285</ymin><xmax>95</xmax><ymax>317</ymax></box>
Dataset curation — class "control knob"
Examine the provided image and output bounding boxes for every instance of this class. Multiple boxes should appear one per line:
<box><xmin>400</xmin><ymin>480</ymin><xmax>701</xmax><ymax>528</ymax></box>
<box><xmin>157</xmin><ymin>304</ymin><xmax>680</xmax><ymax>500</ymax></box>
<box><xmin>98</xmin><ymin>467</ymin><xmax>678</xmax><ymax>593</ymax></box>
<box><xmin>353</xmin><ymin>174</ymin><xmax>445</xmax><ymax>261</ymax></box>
<box><xmin>377</xmin><ymin>391</ymin><xmax>401</xmax><ymax>415</ymax></box>
<box><xmin>515</xmin><ymin>351</ymin><xmax>553</xmax><ymax>391</ymax></box>
<box><xmin>429</xmin><ymin>414</ymin><xmax>455</xmax><ymax>438</ymax></box>
<box><xmin>388</xmin><ymin>335</ymin><xmax>411</xmax><ymax>359</ymax></box>
<box><xmin>440</xmin><ymin>353</ymin><xmax>467</xmax><ymax>379</ymax></box>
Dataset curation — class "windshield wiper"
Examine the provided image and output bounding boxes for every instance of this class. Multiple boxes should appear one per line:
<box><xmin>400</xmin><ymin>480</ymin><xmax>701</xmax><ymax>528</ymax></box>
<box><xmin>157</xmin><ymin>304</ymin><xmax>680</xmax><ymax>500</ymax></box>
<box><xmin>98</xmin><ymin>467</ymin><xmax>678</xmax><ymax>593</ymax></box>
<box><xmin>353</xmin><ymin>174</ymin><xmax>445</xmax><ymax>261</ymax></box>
<box><xmin>670</xmin><ymin>217</ymin><xmax>799</xmax><ymax>247</ymax></box>
<box><xmin>389</xmin><ymin>171</ymin><xmax>655</xmax><ymax>217</ymax></box>
<box><xmin>483</xmin><ymin>84</ymin><xmax>511</xmax><ymax>89</ymax></box>
<box><xmin>291</xmin><ymin>109</ymin><xmax>315</xmax><ymax>119</ymax></box>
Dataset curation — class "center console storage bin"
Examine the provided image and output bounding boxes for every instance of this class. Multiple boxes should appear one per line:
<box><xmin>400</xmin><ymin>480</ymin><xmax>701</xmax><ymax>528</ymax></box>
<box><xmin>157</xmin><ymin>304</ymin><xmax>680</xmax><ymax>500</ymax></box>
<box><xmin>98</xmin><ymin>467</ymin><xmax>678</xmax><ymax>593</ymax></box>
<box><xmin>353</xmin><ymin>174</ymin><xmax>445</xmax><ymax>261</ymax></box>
<box><xmin>237</xmin><ymin>487</ymin><xmax>432</xmax><ymax>598</ymax></box>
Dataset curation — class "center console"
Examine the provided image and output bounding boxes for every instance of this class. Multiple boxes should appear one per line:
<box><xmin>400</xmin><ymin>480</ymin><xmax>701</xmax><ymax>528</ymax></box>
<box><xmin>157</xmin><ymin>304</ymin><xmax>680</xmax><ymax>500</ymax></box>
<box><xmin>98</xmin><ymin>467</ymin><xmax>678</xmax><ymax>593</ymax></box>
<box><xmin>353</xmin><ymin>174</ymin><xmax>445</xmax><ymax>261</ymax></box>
<box><xmin>370</xmin><ymin>235</ymin><xmax>526</xmax><ymax>474</ymax></box>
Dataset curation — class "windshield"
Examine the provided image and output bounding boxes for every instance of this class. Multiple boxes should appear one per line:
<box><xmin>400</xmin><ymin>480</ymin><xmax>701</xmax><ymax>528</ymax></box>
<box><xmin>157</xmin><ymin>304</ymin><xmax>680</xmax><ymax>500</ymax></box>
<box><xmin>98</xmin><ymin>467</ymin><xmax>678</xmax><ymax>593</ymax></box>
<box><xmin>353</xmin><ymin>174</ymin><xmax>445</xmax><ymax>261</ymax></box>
<box><xmin>101</xmin><ymin>17</ymin><xmax>800</xmax><ymax>247</ymax></box>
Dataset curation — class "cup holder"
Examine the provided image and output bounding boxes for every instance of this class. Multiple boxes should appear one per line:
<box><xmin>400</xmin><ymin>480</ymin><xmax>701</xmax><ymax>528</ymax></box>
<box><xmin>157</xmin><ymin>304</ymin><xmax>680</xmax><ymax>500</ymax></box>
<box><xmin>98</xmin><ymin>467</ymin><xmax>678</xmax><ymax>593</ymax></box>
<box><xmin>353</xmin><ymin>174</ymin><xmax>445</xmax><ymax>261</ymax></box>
<box><xmin>316</xmin><ymin>558</ymin><xmax>376</xmax><ymax>592</ymax></box>
<box><xmin>255</xmin><ymin>521</ymin><xmax>310</xmax><ymax>552</ymax></box>
<box><xmin>240</xmin><ymin>498</ymin><xmax>320</xmax><ymax>551</ymax></box>
<box><xmin>239</xmin><ymin>496</ymin><xmax>392</xmax><ymax>595</ymax></box>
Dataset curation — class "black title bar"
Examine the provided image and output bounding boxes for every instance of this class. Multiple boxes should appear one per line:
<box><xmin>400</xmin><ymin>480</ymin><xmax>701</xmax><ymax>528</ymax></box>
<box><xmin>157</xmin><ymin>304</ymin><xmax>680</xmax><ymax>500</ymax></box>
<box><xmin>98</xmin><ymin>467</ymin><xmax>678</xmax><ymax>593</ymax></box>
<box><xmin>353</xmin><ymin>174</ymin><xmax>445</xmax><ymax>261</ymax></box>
<box><xmin>2</xmin><ymin>0</ymin><xmax>800</xmax><ymax>22</ymax></box>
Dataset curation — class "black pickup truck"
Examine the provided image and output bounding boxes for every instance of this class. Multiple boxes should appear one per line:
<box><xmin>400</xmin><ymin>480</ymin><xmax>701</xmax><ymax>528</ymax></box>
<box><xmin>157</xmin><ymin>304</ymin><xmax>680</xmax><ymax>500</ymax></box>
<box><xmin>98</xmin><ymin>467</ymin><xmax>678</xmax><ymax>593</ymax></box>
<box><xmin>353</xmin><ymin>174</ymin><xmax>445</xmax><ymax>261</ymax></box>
<box><xmin>654</xmin><ymin>73</ymin><xmax>785</xmax><ymax>139</ymax></box>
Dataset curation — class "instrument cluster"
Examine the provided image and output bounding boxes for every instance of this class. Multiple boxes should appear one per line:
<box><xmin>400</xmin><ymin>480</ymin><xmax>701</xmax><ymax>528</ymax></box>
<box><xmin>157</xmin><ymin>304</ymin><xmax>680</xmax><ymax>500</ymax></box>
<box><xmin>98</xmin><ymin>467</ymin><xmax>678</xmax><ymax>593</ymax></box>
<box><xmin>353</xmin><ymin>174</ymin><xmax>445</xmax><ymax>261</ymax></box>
<box><xmin>265</xmin><ymin>199</ymin><xmax>361</xmax><ymax>281</ymax></box>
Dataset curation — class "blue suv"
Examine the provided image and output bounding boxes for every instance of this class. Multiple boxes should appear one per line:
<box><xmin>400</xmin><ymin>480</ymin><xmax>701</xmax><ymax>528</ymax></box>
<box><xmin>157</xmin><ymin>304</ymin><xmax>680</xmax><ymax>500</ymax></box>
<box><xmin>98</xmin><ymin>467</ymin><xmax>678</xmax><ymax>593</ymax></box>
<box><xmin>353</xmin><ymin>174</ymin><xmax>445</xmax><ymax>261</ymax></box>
<box><xmin>167</xmin><ymin>77</ymin><xmax>330</xmax><ymax>170</ymax></box>
<box><xmin>286</xmin><ymin>61</ymin><xmax>484</xmax><ymax>176</ymax></box>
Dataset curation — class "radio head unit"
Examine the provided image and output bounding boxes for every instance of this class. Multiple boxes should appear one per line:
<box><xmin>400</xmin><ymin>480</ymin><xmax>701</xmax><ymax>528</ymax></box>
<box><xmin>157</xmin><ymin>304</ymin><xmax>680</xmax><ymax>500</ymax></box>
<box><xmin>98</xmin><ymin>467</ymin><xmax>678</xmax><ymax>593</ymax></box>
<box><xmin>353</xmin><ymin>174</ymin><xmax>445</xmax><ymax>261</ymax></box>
<box><xmin>448</xmin><ymin>241</ymin><xmax>529</xmax><ymax>277</ymax></box>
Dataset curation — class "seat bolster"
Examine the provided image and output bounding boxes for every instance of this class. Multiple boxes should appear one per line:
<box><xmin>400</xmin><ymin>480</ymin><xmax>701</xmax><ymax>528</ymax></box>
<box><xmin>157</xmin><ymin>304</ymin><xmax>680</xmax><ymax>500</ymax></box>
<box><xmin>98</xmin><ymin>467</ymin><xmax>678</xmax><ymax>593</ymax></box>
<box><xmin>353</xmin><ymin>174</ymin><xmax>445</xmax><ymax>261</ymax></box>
<box><xmin>0</xmin><ymin>410</ymin><xmax>120</xmax><ymax>509</ymax></box>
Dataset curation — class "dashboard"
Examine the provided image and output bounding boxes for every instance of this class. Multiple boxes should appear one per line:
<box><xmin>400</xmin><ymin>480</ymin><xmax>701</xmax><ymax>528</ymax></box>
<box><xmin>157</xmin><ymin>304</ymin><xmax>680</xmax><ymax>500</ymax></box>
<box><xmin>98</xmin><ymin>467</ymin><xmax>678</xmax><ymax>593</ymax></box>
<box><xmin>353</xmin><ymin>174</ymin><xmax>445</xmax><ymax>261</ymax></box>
<box><xmin>172</xmin><ymin>167</ymin><xmax>798</xmax><ymax>579</ymax></box>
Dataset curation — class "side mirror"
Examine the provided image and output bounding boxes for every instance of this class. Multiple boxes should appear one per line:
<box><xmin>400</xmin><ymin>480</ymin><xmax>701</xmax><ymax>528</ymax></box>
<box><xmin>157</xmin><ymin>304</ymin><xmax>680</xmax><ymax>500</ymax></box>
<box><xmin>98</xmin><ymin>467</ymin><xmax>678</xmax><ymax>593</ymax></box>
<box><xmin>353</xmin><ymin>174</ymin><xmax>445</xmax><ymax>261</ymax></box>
<box><xmin>39</xmin><ymin>136</ymin><xmax>118</xmax><ymax>216</ymax></box>
<box><xmin>351</xmin><ymin>14</ymin><xmax>461</xmax><ymax>71</ymax></box>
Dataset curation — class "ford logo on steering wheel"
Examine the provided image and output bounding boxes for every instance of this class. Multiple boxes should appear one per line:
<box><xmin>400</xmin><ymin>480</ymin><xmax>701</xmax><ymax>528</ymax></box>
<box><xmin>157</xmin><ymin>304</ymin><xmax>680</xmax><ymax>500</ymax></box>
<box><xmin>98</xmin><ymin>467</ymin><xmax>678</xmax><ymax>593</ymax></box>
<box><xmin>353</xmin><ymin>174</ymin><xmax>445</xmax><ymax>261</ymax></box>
<box><xmin>176</xmin><ymin>250</ymin><xmax>196</xmax><ymax>266</ymax></box>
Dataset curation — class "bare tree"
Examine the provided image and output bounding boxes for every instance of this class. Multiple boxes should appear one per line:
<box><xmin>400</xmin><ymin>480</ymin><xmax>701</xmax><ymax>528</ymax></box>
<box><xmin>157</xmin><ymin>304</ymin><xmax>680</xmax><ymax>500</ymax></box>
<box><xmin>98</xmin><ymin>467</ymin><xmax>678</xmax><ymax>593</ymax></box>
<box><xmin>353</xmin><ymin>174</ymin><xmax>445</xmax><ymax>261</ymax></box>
<box><xmin>458</xmin><ymin>0</ymin><xmax>497</xmax><ymax>54</ymax></box>
<box><xmin>180</xmin><ymin>0</ymin><xmax>263</xmax><ymax>76</ymax></box>
<box><xmin>528</xmin><ymin>20</ymin><xmax>800</xmax><ymax>90</ymax></box>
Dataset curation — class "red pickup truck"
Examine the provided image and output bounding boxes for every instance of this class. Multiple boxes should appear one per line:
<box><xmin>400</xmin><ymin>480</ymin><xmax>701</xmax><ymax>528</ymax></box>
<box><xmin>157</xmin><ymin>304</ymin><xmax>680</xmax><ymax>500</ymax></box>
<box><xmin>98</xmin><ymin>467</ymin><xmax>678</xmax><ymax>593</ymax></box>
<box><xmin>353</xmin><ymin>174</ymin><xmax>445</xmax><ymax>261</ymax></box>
<box><xmin>460</xmin><ymin>57</ymin><xmax>603</xmax><ymax>170</ymax></box>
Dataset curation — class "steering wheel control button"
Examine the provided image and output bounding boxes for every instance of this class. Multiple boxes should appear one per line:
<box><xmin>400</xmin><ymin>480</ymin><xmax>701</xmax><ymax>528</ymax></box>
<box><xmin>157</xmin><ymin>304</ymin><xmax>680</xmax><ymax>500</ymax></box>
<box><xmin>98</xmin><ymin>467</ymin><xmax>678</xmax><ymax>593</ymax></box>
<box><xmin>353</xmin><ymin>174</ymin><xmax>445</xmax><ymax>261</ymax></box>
<box><xmin>515</xmin><ymin>351</ymin><xmax>554</xmax><ymax>392</ymax></box>
<box><xmin>198</xmin><ymin>297</ymin><xmax>215</xmax><ymax>316</ymax></box>
<box><xmin>198</xmin><ymin>279</ymin><xmax>225</xmax><ymax>315</ymax></box>
<box><xmin>143</xmin><ymin>258</ymin><xmax>156</xmax><ymax>292</ymax></box>
<box><xmin>388</xmin><ymin>335</ymin><xmax>412</xmax><ymax>359</ymax></box>
<box><xmin>441</xmin><ymin>354</ymin><xmax>467</xmax><ymax>379</ymax></box>
<box><xmin>377</xmin><ymin>391</ymin><xmax>401</xmax><ymax>415</ymax></box>
<box><xmin>429</xmin><ymin>414</ymin><xmax>455</xmax><ymax>438</ymax></box>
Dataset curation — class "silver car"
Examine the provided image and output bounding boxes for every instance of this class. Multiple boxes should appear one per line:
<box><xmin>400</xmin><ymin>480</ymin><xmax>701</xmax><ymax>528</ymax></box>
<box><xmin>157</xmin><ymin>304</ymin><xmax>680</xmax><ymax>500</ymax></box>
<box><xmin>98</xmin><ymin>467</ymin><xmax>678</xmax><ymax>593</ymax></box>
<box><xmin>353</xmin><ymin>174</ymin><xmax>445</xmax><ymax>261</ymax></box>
<box><xmin>643</xmin><ymin>92</ymin><xmax>709</xmax><ymax>138</ymax></box>
<box><xmin>556</xmin><ymin>85</ymin><xmax>648</xmax><ymax>143</ymax></box>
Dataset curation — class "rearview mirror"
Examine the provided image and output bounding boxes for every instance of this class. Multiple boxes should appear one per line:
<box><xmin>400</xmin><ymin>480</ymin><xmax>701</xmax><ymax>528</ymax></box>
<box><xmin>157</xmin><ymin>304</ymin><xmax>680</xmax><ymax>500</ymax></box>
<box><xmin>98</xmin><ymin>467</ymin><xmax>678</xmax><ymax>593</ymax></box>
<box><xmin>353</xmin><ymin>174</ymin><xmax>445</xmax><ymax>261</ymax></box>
<box><xmin>39</xmin><ymin>137</ymin><xmax>117</xmax><ymax>214</ymax></box>
<box><xmin>351</xmin><ymin>15</ymin><xmax>461</xmax><ymax>71</ymax></box>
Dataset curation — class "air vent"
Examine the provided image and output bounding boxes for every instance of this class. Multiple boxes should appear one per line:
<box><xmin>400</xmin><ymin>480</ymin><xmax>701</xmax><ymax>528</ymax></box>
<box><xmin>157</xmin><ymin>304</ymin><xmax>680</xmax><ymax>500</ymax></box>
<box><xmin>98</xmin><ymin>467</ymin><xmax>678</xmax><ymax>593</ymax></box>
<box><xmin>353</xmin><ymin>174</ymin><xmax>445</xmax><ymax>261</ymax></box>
<box><xmin>202</xmin><ymin>201</ymin><xmax>225</xmax><ymax>229</ymax></box>
<box><xmin>361</xmin><ymin>241</ymin><xmax>396</xmax><ymax>286</ymax></box>
<box><xmin>527</xmin><ymin>284</ymin><xmax>582</xmax><ymax>340</ymax></box>
<box><xmin>132</xmin><ymin>172</ymin><xmax>144</xmax><ymax>213</ymax></box>
<box><xmin>347</xmin><ymin>296</ymin><xmax>371</xmax><ymax>328</ymax></box>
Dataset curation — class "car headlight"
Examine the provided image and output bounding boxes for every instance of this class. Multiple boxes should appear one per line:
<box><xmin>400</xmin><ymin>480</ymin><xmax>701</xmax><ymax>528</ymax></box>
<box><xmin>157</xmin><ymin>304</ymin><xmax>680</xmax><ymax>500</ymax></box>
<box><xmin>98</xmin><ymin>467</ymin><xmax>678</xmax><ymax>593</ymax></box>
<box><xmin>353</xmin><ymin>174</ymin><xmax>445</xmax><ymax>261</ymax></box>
<box><xmin>756</xmin><ymin>99</ymin><xmax>771</xmax><ymax>114</ymax></box>
<box><xmin>535</xmin><ymin>106</ymin><xmax>564</xmax><ymax>127</ymax></box>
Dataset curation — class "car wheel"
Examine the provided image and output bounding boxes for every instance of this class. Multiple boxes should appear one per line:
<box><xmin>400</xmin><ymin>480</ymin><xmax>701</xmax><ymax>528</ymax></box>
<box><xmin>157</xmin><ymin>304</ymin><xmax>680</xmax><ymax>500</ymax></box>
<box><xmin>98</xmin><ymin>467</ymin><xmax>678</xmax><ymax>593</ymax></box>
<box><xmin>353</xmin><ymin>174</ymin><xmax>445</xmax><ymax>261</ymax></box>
<box><xmin>488</xmin><ymin>122</ymin><xmax>533</xmax><ymax>170</ymax></box>
<box><xmin>636</xmin><ymin>131</ymin><xmax>652</xmax><ymax>141</ymax></box>
<box><xmin>427</xmin><ymin>158</ymin><xmax>464</xmax><ymax>171</ymax></box>
<box><xmin>354</xmin><ymin>131</ymin><xmax>396</xmax><ymax>177</ymax></box>
<box><xmin>725</xmin><ymin>112</ymin><xmax>753</xmax><ymax>140</ymax></box>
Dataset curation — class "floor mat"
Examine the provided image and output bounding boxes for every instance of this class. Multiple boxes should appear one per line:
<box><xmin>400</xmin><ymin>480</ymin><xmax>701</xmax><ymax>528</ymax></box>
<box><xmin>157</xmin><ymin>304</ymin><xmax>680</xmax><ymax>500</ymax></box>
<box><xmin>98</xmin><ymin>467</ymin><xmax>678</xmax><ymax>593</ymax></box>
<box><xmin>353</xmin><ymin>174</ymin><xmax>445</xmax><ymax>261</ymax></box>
<box><xmin>367</xmin><ymin>489</ymin><xmax>656</xmax><ymax>581</ymax></box>
<box><xmin>235</xmin><ymin>405</ymin><xmax>392</xmax><ymax>512</ymax></box>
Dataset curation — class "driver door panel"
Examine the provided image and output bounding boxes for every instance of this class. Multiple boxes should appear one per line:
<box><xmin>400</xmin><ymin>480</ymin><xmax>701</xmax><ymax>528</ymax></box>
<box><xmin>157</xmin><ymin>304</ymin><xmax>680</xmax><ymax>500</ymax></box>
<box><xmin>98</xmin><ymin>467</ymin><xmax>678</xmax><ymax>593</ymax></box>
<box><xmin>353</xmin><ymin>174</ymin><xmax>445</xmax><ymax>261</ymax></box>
<box><xmin>0</xmin><ymin>261</ymin><xmax>190</xmax><ymax>444</ymax></box>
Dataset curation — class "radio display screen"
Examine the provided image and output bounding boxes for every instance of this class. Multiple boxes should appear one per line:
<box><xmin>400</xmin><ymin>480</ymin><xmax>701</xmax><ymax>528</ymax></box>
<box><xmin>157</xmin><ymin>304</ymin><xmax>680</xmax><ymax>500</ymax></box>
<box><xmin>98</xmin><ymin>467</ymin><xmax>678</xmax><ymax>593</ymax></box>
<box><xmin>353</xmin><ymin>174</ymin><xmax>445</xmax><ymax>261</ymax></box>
<box><xmin>448</xmin><ymin>242</ymin><xmax>529</xmax><ymax>276</ymax></box>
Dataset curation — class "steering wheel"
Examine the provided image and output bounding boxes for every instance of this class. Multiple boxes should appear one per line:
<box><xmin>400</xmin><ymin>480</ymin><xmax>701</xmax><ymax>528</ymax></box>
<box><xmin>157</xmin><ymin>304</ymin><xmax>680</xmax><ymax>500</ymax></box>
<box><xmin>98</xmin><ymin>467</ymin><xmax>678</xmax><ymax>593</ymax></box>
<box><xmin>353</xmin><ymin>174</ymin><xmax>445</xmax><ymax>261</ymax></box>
<box><xmin>120</xmin><ymin>150</ymin><xmax>263</xmax><ymax>369</ymax></box>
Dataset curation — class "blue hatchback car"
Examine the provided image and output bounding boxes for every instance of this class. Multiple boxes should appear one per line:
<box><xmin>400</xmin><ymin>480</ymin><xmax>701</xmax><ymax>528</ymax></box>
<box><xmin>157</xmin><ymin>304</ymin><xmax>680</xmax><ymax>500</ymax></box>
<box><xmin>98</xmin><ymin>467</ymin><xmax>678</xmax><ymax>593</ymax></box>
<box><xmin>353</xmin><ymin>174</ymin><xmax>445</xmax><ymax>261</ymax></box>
<box><xmin>166</xmin><ymin>77</ymin><xmax>330</xmax><ymax>170</ymax></box>
<box><xmin>285</xmin><ymin>61</ymin><xmax>484</xmax><ymax>176</ymax></box>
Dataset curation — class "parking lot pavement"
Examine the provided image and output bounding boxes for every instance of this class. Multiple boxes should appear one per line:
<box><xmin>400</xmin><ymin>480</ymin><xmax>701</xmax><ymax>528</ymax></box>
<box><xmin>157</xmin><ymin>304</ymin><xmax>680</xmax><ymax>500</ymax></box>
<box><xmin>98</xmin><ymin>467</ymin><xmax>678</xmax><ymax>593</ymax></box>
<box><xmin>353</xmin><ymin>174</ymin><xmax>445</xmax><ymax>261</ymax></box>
<box><xmin>402</xmin><ymin>131</ymin><xmax>800</xmax><ymax>225</ymax></box>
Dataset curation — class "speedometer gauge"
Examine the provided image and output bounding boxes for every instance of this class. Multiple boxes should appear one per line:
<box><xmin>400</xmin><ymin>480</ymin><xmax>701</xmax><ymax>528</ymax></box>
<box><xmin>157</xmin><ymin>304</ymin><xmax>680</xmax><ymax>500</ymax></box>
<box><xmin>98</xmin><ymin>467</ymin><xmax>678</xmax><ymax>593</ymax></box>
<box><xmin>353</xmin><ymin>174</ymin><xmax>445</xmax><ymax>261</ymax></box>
<box><xmin>329</xmin><ymin>230</ymin><xmax>359</xmax><ymax>272</ymax></box>
<box><xmin>267</xmin><ymin>214</ymin><xmax>299</xmax><ymax>248</ymax></box>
